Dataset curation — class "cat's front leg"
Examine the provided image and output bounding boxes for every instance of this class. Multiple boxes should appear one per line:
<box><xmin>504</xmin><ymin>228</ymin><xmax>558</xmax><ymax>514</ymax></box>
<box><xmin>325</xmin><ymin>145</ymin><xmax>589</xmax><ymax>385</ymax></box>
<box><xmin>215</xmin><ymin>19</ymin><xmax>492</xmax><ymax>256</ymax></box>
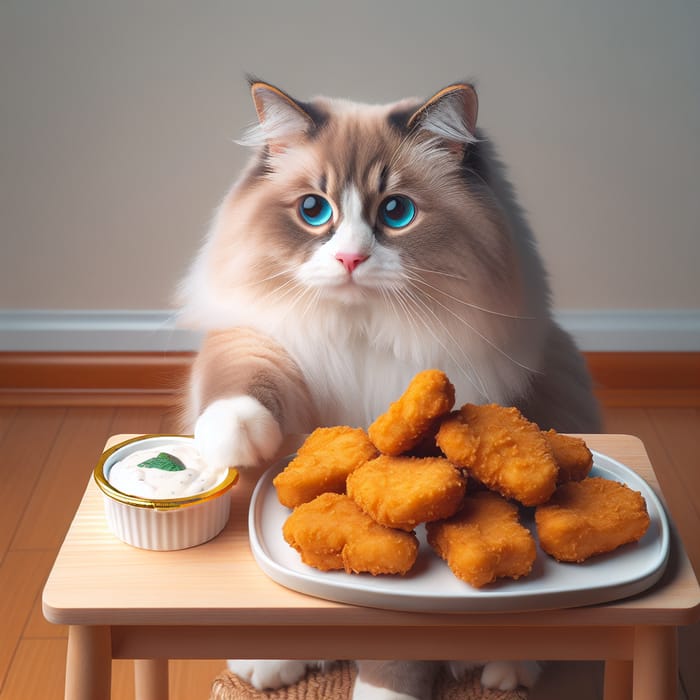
<box><xmin>187</xmin><ymin>328</ymin><xmax>318</xmax><ymax>468</ymax></box>
<box><xmin>448</xmin><ymin>660</ymin><xmax>541</xmax><ymax>691</ymax></box>
<box><xmin>227</xmin><ymin>660</ymin><xmax>321</xmax><ymax>690</ymax></box>
<box><xmin>195</xmin><ymin>396</ymin><xmax>282</xmax><ymax>470</ymax></box>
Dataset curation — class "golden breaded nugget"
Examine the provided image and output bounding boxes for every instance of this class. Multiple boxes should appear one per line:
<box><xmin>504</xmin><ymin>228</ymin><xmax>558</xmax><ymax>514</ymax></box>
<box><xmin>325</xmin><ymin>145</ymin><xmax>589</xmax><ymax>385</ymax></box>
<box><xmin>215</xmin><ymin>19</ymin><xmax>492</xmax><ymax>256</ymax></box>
<box><xmin>535</xmin><ymin>477</ymin><xmax>650</xmax><ymax>563</ymax></box>
<box><xmin>427</xmin><ymin>491</ymin><xmax>536</xmax><ymax>588</ymax></box>
<box><xmin>347</xmin><ymin>455</ymin><xmax>466</xmax><ymax>531</ymax></box>
<box><xmin>368</xmin><ymin>369</ymin><xmax>455</xmax><ymax>455</ymax></box>
<box><xmin>543</xmin><ymin>429</ymin><xmax>593</xmax><ymax>484</ymax></box>
<box><xmin>436</xmin><ymin>403</ymin><xmax>558</xmax><ymax>506</ymax></box>
<box><xmin>434</xmin><ymin>410</ymin><xmax>480</xmax><ymax>465</ymax></box>
<box><xmin>273</xmin><ymin>426</ymin><xmax>378</xmax><ymax>508</ymax></box>
<box><xmin>283</xmin><ymin>493</ymin><xmax>419</xmax><ymax>575</ymax></box>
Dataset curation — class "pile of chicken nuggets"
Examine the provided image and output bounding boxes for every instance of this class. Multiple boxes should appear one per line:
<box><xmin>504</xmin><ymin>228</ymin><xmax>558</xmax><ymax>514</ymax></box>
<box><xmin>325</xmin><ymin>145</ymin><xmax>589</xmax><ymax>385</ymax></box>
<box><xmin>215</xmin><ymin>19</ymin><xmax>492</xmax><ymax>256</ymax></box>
<box><xmin>275</xmin><ymin>370</ymin><xmax>650</xmax><ymax>588</ymax></box>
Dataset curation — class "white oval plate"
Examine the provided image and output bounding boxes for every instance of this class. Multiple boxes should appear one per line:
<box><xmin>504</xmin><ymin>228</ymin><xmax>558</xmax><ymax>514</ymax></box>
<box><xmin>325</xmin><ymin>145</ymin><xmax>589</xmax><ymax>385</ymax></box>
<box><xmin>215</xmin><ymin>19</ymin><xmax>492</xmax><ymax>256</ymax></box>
<box><xmin>249</xmin><ymin>451</ymin><xmax>670</xmax><ymax>612</ymax></box>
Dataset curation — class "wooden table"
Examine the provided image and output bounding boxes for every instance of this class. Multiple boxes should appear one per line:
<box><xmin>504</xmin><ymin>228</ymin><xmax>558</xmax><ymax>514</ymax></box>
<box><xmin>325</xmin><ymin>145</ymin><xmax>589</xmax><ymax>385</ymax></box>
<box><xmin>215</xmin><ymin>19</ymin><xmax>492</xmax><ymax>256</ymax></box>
<box><xmin>43</xmin><ymin>434</ymin><xmax>700</xmax><ymax>700</ymax></box>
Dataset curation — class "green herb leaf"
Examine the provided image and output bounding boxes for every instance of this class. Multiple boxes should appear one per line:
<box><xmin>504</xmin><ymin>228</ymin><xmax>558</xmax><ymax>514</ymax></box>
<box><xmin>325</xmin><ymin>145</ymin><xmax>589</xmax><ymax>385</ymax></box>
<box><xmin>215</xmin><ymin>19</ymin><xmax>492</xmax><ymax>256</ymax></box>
<box><xmin>137</xmin><ymin>452</ymin><xmax>186</xmax><ymax>472</ymax></box>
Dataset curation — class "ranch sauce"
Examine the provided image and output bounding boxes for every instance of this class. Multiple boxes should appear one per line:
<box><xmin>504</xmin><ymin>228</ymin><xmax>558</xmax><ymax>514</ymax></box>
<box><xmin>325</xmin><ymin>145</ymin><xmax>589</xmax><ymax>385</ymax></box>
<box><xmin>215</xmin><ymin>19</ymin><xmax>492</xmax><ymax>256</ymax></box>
<box><xmin>108</xmin><ymin>442</ymin><xmax>226</xmax><ymax>500</ymax></box>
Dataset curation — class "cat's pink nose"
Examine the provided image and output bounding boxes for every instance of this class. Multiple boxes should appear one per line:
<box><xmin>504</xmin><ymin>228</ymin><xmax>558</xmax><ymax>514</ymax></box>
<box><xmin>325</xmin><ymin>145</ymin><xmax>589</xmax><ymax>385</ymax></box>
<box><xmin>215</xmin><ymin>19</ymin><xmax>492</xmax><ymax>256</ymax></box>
<box><xmin>335</xmin><ymin>252</ymin><xmax>368</xmax><ymax>273</ymax></box>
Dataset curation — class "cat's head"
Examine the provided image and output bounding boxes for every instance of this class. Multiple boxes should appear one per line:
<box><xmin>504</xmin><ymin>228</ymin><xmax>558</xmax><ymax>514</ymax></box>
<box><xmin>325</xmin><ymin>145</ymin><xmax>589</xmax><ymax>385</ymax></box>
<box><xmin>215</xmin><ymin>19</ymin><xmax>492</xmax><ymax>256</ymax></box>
<box><xmin>180</xmin><ymin>80</ymin><xmax>546</xmax><ymax>351</ymax></box>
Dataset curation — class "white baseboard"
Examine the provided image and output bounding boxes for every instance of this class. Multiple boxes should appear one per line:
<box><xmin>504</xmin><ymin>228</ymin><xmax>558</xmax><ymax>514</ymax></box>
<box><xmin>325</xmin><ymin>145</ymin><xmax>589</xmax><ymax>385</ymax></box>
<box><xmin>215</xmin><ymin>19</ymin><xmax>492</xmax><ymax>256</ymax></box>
<box><xmin>0</xmin><ymin>310</ymin><xmax>203</xmax><ymax>352</ymax></box>
<box><xmin>0</xmin><ymin>309</ymin><xmax>698</xmax><ymax>352</ymax></box>
<box><xmin>553</xmin><ymin>309</ymin><xmax>700</xmax><ymax>352</ymax></box>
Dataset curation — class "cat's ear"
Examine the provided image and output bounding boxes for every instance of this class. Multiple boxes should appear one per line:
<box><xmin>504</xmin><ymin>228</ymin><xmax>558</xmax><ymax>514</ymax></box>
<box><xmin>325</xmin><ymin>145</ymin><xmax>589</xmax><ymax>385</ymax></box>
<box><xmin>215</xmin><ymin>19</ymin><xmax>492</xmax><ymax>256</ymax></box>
<box><xmin>407</xmin><ymin>83</ymin><xmax>478</xmax><ymax>154</ymax></box>
<box><xmin>246</xmin><ymin>80</ymin><xmax>317</xmax><ymax>152</ymax></box>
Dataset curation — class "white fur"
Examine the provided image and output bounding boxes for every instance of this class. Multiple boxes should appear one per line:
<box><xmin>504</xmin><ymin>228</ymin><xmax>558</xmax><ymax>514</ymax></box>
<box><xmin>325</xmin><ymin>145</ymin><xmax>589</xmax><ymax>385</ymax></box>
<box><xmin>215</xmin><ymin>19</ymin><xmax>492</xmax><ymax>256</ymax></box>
<box><xmin>183</xmin><ymin>272</ymin><xmax>529</xmax><ymax>431</ymax></box>
<box><xmin>227</xmin><ymin>660</ymin><xmax>320</xmax><ymax>689</ymax></box>
<box><xmin>229</xmin><ymin>659</ymin><xmax>541</xmax><ymax>696</ymax></box>
<box><xmin>329</xmin><ymin>186</ymin><xmax>375</xmax><ymax>261</ymax></box>
<box><xmin>479</xmin><ymin>660</ymin><xmax>541</xmax><ymax>690</ymax></box>
<box><xmin>194</xmin><ymin>396</ymin><xmax>282</xmax><ymax>469</ymax></box>
<box><xmin>297</xmin><ymin>186</ymin><xmax>404</xmax><ymax>304</ymax></box>
<box><xmin>180</xmin><ymin>210</ymin><xmax>533</xmax><ymax>431</ymax></box>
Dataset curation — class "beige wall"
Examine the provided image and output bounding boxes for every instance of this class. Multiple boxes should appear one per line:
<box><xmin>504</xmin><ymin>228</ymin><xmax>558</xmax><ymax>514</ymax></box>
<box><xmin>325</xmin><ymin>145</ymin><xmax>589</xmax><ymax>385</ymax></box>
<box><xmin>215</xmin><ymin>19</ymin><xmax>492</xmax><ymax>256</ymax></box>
<box><xmin>1</xmin><ymin>0</ymin><xmax>698</xmax><ymax>314</ymax></box>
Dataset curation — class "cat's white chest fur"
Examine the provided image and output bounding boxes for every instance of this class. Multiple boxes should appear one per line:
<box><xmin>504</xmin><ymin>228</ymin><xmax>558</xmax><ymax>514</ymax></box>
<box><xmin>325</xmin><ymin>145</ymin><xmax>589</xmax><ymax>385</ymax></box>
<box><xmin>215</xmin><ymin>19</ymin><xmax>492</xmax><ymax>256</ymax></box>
<box><xmin>297</xmin><ymin>332</ymin><xmax>426</xmax><ymax>428</ymax></box>
<box><xmin>266</xmin><ymin>309</ymin><xmax>496</xmax><ymax>431</ymax></box>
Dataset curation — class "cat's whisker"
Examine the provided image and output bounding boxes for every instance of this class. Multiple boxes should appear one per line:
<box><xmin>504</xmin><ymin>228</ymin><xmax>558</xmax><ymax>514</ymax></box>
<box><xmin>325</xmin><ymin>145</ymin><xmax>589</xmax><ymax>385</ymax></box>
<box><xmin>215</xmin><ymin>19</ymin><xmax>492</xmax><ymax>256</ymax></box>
<box><xmin>238</xmin><ymin>267</ymin><xmax>292</xmax><ymax>288</ymax></box>
<box><xmin>403</xmin><ymin>265</ymin><xmax>537</xmax><ymax>320</ymax></box>
<box><xmin>251</xmin><ymin>276</ymin><xmax>300</xmax><ymax>308</ymax></box>
<box><xmin>398</xmin><ymin>286</ymin><xmax>491</xmax><ymax>400</ymax></box>
<box><xmin>380</xmin><ymin>286</ymin><xmax>424</xmax><ymax>351</ymax></box>
<box><xmin>407</xmin><ymin>289</ymin><xmax>488</xmax><ymax>398</ymax></box>
<box><xmin>383</xmin><ymin>281</ymin><xmax>477</xmax><ymax>386</ymax></box>
<box><xmin>298</xmin><ymin>286</ymin><xmax>322</xmax><ymax>321</ymax></box>
<box><xmin>288</xmin><ymin>279</ymin><xmax>324</xmax><ymax>321</ymax></box>
<box><xmin>284</xmin><ymin>284</ymin><xmax>317</xmax><ymax>317</ymax></box>
<box><xmin>407</xmin><ymin>280</ymin><xmax>541</xmax><ymax>375</ymax></box>
<box><xmin>403</xmin><ymin>269</ymin><xmax>537</xmax><ymax>320</ymax></box>
<box><xmin>254</xmin><ymin>275</ymin><xmax>325</xmax><ymax>318</ymax></box>
<box><xmin>401</xmin><ymin>263</ymin><xmax>477</xmax><ymax>284</ymax></box>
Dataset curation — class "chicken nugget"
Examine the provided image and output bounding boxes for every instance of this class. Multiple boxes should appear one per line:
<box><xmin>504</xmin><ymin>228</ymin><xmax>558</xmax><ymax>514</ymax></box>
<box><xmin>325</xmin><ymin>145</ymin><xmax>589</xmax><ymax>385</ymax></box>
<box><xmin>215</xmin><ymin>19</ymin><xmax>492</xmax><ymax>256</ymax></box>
<box><xmin>535</xmin><ymin>477</ymin><xmax>650</xmax><ymax>563</ymax></box>
<box><xmin>273</xmin><ymin>426</ymin><xmax>378</xmax><ymax>508</ymax></box>
<box><xmin>368</xmin><ymin>369</ymin><xmax>455</xmax><ymax>455</ymax></box>
<box><xmin>543</xmin><ymin>429</ymin><xmax>593</xmax><ymax>484</ymax></box>
<box><xmin>347</xmin><ymin>455</ymin><xmax>466</xmax><ymax>531</ymax></box>
<box><xmin>283</xmin><ymin>493</ymin><xmax>419</xmax><ymax>575</ymax></box>
<box><xmin>427</xmin><ymin>491</ymin><xmax>536</xmax><ymax>588</ymax></box>
<box><xmin>436</xmin><ymin>403</ymin><xmax>558</xmax><ymax>506</ymax></box>
<box><xmin>434</xmin><ymin>410</ymin><xmax>480</xmax><ymax>465</ymax></box>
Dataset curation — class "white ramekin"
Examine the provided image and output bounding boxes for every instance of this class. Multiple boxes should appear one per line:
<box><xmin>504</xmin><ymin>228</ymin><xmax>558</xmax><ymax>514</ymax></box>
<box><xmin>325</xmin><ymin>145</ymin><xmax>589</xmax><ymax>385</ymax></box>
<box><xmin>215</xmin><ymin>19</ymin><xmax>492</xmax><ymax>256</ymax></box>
<box><xmin>94</xmin><ymin>435</ymin><xmax>239</xmax><ymax>551</ymax></box>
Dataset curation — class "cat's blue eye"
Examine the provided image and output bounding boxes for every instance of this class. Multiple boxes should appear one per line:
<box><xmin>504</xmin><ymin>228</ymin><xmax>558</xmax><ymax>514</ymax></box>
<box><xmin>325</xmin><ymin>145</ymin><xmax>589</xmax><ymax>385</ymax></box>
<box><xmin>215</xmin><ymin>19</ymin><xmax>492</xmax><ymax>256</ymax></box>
<box><xmin>379</xmin><ymin>195</ymin><xmax>416</xmax><ymax>229</ymax></box>
<box><xmin>298</xmin><ymin>195</ymin><xmax>332</xmax><ymax>227</ymax></box>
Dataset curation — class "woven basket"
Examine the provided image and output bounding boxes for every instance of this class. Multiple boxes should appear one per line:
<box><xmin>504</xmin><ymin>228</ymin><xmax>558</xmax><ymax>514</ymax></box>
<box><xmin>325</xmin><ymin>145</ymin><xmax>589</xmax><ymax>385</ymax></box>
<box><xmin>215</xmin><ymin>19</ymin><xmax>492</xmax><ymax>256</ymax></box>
<box><xmin>210</xmin><ymin>663</ymin><xmax>528</xmax><ymax>700</ymax></box>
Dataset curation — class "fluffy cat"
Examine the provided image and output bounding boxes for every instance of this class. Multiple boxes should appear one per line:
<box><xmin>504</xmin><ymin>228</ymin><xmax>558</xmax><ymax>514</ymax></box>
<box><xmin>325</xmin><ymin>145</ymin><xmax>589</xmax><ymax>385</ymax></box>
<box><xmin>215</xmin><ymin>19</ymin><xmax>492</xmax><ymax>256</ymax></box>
<box><xmin>178</xmin><ymin>78</ymin><xmax>601</xmax><ymax>699</ymax></box>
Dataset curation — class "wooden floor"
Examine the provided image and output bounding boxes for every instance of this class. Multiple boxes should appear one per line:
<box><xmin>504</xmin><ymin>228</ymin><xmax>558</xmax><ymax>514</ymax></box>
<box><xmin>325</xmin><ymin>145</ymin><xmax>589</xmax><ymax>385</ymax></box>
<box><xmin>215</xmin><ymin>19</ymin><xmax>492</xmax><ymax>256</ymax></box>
<box><xmin>0</xmin><ymin>401</ymin><xmax>698</xmax><ymax>700</ymax></box>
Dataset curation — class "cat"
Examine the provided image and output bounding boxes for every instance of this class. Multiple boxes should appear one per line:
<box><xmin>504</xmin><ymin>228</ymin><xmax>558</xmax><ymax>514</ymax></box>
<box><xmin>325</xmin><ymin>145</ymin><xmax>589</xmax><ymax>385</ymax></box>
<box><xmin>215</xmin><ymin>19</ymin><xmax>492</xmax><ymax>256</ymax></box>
<box><xmin>177</xmin><ymin>77</ymin><xmax>601</xmax><ymax>699</ymax></box>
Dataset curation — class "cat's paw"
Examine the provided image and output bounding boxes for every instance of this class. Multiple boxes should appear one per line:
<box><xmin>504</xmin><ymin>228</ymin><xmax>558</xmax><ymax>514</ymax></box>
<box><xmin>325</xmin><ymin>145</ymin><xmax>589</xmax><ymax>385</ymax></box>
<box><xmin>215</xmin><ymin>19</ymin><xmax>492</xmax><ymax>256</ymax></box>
<box><xmin>194</xmin><ymin>396</ymin><xmax>283</xmax><ymax>469</ymax></box>
<box><xmin>227</xmin><ymin>660</ymin><xmax>313</xmax><ymax>690</ymax></box>
<box><xmin>480</xmin><ymin>660</ymin><xmax>541</xmax><ymax>690</ymax></box>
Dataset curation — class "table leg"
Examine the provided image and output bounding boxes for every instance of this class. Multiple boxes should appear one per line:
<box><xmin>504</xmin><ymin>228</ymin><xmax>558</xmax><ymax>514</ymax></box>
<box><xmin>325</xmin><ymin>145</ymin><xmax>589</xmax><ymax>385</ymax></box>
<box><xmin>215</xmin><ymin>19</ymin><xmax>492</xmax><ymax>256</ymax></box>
<box><xmin>603</xmin><ymin>660</ymin><xmax>632</xmax><ymax>700</ymax></box>
<box><xmin>134</xmin><ymin>659</ymin><xmax>169</xmax><ymax>700</ymax></box>
<box><xmin>632</xmin><ymin>626</ymin><xmax>678</xmax><ymax>700</ymax></box>
<box><xmin>65</xmin><ymin>625</ymin><xmax>111</xmax><ymax>700</ymax></box>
